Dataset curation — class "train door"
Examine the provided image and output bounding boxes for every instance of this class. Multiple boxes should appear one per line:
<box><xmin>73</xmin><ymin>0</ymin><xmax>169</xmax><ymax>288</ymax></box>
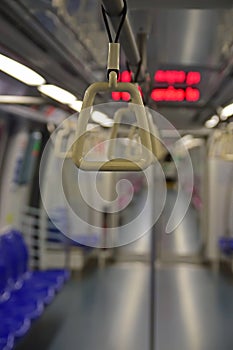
<box><xmin>159</xmin><ymin>136</ymin><xmax>207</xmax><ymax>262</ymax></box>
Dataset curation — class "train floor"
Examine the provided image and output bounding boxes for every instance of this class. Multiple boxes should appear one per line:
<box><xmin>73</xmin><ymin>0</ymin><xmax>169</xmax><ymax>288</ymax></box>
<box><xmin>15</xmin><ymin>262</ymin><xmax>233</xmax><ymax>350</ymax></box>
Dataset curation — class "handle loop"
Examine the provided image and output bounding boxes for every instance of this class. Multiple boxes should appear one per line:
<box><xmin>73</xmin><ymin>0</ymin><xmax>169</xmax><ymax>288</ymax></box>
<box><xmin>72</xmin><ymin>74</ymin><xmax>152</xmax><ymax>171</ymax></box>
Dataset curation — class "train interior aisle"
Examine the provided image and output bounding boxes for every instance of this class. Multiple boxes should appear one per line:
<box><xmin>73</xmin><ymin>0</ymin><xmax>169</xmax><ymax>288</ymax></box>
<box><xmin>0</xmin><ymin>1</ymin><xmax>233</xmax><ymax>350</ymax></box>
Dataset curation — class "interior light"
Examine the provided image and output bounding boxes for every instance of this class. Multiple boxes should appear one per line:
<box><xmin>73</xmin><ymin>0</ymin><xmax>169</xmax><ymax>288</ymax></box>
<box><xmin>220</xmin><ymin>103</ymin><xmax>233</xmax><ymax>120</ymax></box>
<box><xmin>180</xmin><ymin>135</ymin><xmax>193</xmax><ymax>145</ymax></box>
<box><xmin>0</xmin><ymin>53</ymin><xmax>45</xmax><ymax>86</ymax></box>
<box><xmin>176</xmin><ymin>135</ymin><xmax>203</xmax><ymax>151</ymax></box>
<box><xmin>38</xmin><ymin>84</ymin><xmax>76</xmax><ymax>104</ymax></box>
<box><xmin>101</xmin><ymin>119</ymin><xmax>114</xmax><ymax>128</ymax></box>
<box><xmin>87</xmin><ymin>123</ymin><xmax>98</xmax><ymax>131</ymax></box>
<box><xmin>205</xmin><ymin>115</ymin><xmax>219</xmax><ymax>128</ymax></box>
<box><xmin>69</xmin><ymin>100</ymin><xmax>83</xmax><ymax>112</ymax></box>
<box><xmin>91</xmin><ymin>110</ymin><xmax>113</xmax><ymax>127</ymax></box>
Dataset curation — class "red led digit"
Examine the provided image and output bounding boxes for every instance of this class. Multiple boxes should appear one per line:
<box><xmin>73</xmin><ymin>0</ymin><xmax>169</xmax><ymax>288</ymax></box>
<box><xmin>165</xmin><ymin>71</ymin><xmax>174</xmax><ymax>84</ymax></box>
<box><xmin>154</xmin><ymin>70</ymin><xmax>165</xmax><ymax>82</ymax></box>
<box><xmin>164</xmin><ymin>87</ymin><xmax>185</xmax><ymax>101</ymax></box>
<box><xmin>177</xmin><ymin>89</ymin><xmax>185</xmax><ymax>101</ymax></box>
<box><xmin>121</xmin><ymin>92</ymin><xmax>131</xmax><ymax>101</ymax></box>
<box><xmin>165</xmin><ymin>86</ymin><xmax>175</xmax><ymax>100</ymax></box>
<box><xmin>121</xmin><ymin>70</ymin><xmax>132</xmax><ymax>82</ymax></box>
<box><xmin>151</xmin><ymin>89</ymin><xmax>165</xmax><ymax>101</ymax></box>
<box><xmin>176</xmin><ymin>71</ymin><xmax>186</xmax><ymax>83</ymax></box>
<box><xmin>186</xmin><ymin>87</ymin><xmax>200</xmax><ymax>101</ymax></box>
<box><xmin>186</xmin><ymin>72</ymin><xmax>201</xmax><ymax>85</ymax></box>
<box><xmin>112</xmin><ymin>92</ymin><xmax>121</xmax><ymax>101</ymax></box>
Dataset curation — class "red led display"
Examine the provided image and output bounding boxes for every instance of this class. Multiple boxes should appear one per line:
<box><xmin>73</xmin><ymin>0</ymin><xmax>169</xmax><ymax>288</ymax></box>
<box><xmin>151</xmin><ymin>87</ymin><xmax>200</xmax><ymax>102</ymax></box>
<box><xmin>154</xmin><ymin>70</ymin><xmax>201</xmax><ymax>85</ymax></box>
<box><xmin>152</xmin><ymin>69</ymin><xmax>201</xmax><ymax>102</ymax></box>
<box><xmin>112</xmin><ymin>70</ymin><xmax>201</xmax><ymax>103</ymax></box>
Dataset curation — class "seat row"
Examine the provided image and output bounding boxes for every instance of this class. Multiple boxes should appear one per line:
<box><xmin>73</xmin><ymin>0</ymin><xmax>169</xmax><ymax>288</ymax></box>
<box><xmin>0</xmin><ymin>230</ymin><xmax>70</xmax><ymax>350</ymax></box>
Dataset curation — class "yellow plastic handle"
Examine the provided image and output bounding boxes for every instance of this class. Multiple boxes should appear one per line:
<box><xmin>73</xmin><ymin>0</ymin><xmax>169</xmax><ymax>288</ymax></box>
<box><xmin>72</xmin><ymin>80</ymin><xmax>152</xmax><ymax>171</ymax></box>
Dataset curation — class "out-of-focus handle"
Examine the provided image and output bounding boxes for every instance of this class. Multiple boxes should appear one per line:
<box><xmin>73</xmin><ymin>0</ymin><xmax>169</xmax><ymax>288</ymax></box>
<box><xmin>126</xmin><ymin>125</ymin><xmax>142</xmax><ymax>160</ymax></box>
<box><xmin>72</xmin><ymin>79</ymin><xmax>152</xmax><ymax>171</ymax></box>
<box><xmin>108</xmin><ymin>107</ymin><xmax>142</xmax><ymax>161</ymax></box>
<box><xmin>55</xmin><ymin>121</ymin><xmax>75</xmax><ymax>159</ymax></box>
<box><xmin>147</xmin><ymin>111</ymin><xmax>167</xmax><ymax>161</ymax></box>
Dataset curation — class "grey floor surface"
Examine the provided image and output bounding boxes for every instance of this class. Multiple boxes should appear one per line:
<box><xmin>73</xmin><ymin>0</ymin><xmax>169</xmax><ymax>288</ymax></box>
<box><xmin>15</xmin><ymin>263</ymin><xmax>233</xmax><ymax>350</ymax></box>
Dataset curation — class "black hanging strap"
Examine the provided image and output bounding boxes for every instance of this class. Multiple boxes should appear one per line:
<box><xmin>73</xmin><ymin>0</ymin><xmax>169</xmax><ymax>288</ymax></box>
<box><xmin>126</xmin><ymin>59</ymin><xmax>143</xmax><ymax>83</ymax></box>
<box><xmin>101</xmin><ymin>0</ymin><xmax>127</xmax><ymax>43</ymax></box>
<box><xmin>133</xmin><ymin>59</ymin><xmax>142</xmax><ymax>83</ymax></box>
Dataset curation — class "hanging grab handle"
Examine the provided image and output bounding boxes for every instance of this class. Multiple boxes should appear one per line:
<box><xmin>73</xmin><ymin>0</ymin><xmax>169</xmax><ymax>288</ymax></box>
<box><xmin>72</xmin><ymin>73</ymin><xmax>152</xmax><ymax>171</ymax></box>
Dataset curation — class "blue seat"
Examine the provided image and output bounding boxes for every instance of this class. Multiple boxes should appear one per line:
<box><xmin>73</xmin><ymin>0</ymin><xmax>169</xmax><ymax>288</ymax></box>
<box><xmin>0</xmin><ymin>236</ymin><xmax>45</xmax><ymax>314</ymax></box>
<box><xmin>0</xmin><ymin>312</ymin><xmax>30</xmax><ymax>338</ymax></box>
<box><xmin>12</xmin><ymin>230</ymin><xmax>70</xmax><ymax>289</ymax></box>
<box><xmin>0</xmin><ymin>232</ymin><xmax>57</xmax><ymax>303</ymax></box>
<box><xmin>0</xmin><ymin>264</ymin><xmax>32</xmax><ymax>346</ymax></box>
<box><xmin>10</xmin><ymin>230</ymin><xmax>69</xmax><ymax>292</ymax></box>
<box><xmin>0</xmin><ymin>327</ymin><xmax>14</xmax><ymax>350</ymax></box>
<box><xmin>219</xmin><ymin>237</ymin><xmax>233</xmax><ymax>256</ymax></box>
<box><xmin>0</xmin><ymin>229</ymin><xmax>69</xmax><ymax>348</ymax></box>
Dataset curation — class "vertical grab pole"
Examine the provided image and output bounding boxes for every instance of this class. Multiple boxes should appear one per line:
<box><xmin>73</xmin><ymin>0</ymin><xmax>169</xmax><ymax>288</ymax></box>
<box><xmin>150</xmin><ymin>164</ymin><xmax>157</xmax><ymax>350</ymax></box>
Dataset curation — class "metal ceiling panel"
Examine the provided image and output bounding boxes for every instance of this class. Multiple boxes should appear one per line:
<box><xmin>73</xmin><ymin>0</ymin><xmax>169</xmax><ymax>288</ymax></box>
<box><xmin>128</xmin><ymin>0</ymin><xmax>233</xmax><ymax>10</ymax></box>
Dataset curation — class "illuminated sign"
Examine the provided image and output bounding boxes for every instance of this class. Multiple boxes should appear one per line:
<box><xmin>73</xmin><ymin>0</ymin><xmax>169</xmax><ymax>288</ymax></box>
<box><xmin>112</xmin><ymin>70</ymin><xmax>201</xmax><ymax>103</ymax></box>
<box><xmin>152</xmin><ymin>70</ymin><xmax>201</xmax><ymax>102</ymax></box>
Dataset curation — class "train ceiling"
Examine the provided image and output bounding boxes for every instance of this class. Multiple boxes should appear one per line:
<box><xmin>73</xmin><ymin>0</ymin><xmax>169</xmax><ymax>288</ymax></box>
<box><xmin>0</xmin><ymin>0</ymin><xmax>232</xmax><ymax>129</ymax></box>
